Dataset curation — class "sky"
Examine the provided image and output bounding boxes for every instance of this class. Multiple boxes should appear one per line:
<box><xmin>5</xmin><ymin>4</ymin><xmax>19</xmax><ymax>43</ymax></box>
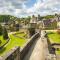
<box><xmin>0</xmin><ymin>0</ymin><xmax>60</xmax><ymax>17</ymax></box>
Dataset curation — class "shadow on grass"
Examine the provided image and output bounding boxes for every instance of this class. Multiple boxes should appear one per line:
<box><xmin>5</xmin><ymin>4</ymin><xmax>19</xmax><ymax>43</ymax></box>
<box><xmin>0</xmin><ymin>47</ymin><xmax>6</xmax><ymax>54</ymax></box>
<box><xmin>47</xmin><ymin>32</ymin><xmax>54</xmax><ymax>34</ymax></box>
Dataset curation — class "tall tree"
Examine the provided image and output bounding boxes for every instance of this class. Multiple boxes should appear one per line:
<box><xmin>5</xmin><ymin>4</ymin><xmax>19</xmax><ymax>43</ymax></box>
<box><xmin>0</xmin><ymin>24</ymin><xmax>2</xmax><ymax>35</ymax></box>
<box><xmin>3</xmin><ymin>27</ymin><xmax>9</xmax><ymax>40</ymax></box>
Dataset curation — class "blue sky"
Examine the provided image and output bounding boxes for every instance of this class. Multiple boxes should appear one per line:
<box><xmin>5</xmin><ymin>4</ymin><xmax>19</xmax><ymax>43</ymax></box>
<box><xmin>25</xmin><ymin>0</ymin><xmax>36</xmax><ymax>8</ymax></box>
<box><xmin>0</xmin><ymin>0</ymin><xmax>60</xmax><ymax>17</ymax></box>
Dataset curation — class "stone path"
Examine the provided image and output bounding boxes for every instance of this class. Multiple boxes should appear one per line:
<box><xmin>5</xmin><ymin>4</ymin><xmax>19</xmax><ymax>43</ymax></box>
<box><xmin>23</xmin><ymin>31</ymin><xmax>47</xmax><ymax>60</ymax></box>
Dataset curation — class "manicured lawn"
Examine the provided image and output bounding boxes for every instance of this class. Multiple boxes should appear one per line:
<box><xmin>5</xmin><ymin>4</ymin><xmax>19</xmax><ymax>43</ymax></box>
<box><xmin>47</xmin><ymin>32</ymin><xmax>60</xmax><ymax>54</ymax></box>
<box><xmin>47</xmin><ymin>32</ymin><xmax>60</xmax><ymax>43</ymax></box>
<box><xmin>0</xmin><ymin>36</ymin><xmax>7</xmax><ymax>47</ymax></box>
<box><xmin>16</xmin><ymin>33</ymin><xmax>28</xmax><ymax>39</ymax></box>
<box><xmin>56</xmin><ymin>50</ymin><xmax>60</xmax><ymax>54</ymax></box>
<box><xmin>17</xmin><ymin>33</ymin><xmax>27</xmax><ymax>37</ymax></box>
<box><xmin>0</xmin><ymin>33</ymin><xmax>27</xmax><ymax>56</ymax></box>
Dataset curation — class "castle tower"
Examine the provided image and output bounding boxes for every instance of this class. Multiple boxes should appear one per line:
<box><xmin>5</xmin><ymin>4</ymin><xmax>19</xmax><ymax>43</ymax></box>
<box><xmin>30</xmin><ymin>15</ymin><xmax>37</xmax><ymax>28</ymax></box>
<box><xmin>28</xmin><ymin>15</ymin><xmax>37</xmax><ymax>37</ymax></box>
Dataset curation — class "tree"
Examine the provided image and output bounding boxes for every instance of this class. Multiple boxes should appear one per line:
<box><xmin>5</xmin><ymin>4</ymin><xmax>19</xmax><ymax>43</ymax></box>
<box><xmin>3</xmin><ymin>27</ymin><xmax>9</xmax><ymax>40</ymax></box>
<box><xmin>15</xmin><ymin>24</ymin><xmax>19</xmax><ymax>31</ymax></box>
<box><xmin>0</xmin><ymin>15</ymin><xmax>10</xmax><ymax>23</ymax></box>
<box><xmin>0</xmin><ymin>24</ymin><xmax>2</xmax><ymax>35</ymax></box>
<box><xmin>55</xmin><ymin>13</ymin><xmax>58</xmax><ymax>16</ymax></box>
<box><xmin>28</xmin><ymin>28</ymin><xmax>35</xmax><ymax>37</ymax></box>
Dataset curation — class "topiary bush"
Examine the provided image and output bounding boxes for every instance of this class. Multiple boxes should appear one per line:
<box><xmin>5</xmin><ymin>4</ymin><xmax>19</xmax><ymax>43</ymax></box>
<box><xmin>0</xmin><ymin>24</ymin><xmax>2</xmax><ymax>35</ymax></box>
<box><xmin>3</xmin><ymin>27</ymin><xmax>9</xmax><ymax>40</ymax></box>
<box><xmin>28</xmin><ymin>28</ymin><xmax>35</xmax><ymax>37</ymax></box>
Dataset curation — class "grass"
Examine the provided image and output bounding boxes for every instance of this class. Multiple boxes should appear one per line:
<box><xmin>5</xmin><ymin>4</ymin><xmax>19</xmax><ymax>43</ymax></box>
<box><xmin>47</xmin><ymin>32</ymin><xmax>60</xmax><ymax>54</ymax></box>
<box><xmin>16</xmin><ymin>33</ymin><xmax>28</xmax><ymax>39</ymax></box>
<box><xmin>56</xmin><ymin>50</ymin><xmax>60</xmax><ymax>54</ymax></box>
<box><xmin>0</xmin><ymin>36</ymin><xmax>7</xmax><ymax>47</ymax></box>
<box><xmin>47</xmin><ymin>32</ymin><xmax>60</xmax><ymax>43</ymax></box>
<box><xmin>0</xmin><ymin>33</ymin><xmax>27</xmax><ymax>56</ymax></box>
<box><xmin>16</xmin><ymin>33</ymin><xmax>27</xmax><ymax>37</ymax></box>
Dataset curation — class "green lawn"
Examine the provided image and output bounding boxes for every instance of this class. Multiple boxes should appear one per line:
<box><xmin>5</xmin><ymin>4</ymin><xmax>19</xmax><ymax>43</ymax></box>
<box><xmin>0</xmin><ymin>36</ymin><xmax>7</xmax><ymax>47</ymax></box>
<box><xmin>47</xmin><ymin>32</ymin><xmax>60</xmax><ymax>54</ymax></box>
<box><xmin>56</xmin><ymin>50</ymin><xmax>60</xmax><ymax>54</ymax></box>
<box><xmin>16</xmin><ymin>33</ymin><xmax>27</xmax><ymax>37</ymax></box>
<box><xmin>0</xmin><ymin>33</ymin><xmax>27</xmax><ymax>56</ymax></box>
<box><xmin>48</xmin><ymin>32</ymin><xmax>60</xmax><ymax>43</ymax></box>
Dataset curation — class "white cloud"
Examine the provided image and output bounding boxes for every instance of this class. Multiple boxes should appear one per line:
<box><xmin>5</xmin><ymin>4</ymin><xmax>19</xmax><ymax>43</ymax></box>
<box><xmin>27</xmin><ymin>0</ymin><xmax>60</xmax><ymax>16</ymax></box>
<box><xmin>0</xmin><ymin>0</ymin><xmax>60</xmax><ymax>17</ymax></box>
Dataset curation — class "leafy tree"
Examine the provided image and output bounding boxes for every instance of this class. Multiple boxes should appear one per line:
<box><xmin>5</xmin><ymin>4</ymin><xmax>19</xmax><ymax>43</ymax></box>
<box><xmin>55</xmin><ymin>13</ymin><xmax>58</xmax><ymax>16</ymax></box>
<box><xmin>3</xmin><ymin>27</ymin><xmax>9</xmax><ymax>40</ymax></box>
<box><xmin>0</xmin><ymin>15</ymin><xmax>10</xmax><ymax>23</ymax></box>
<box><xmin>28</xmin><ymin>27</ymin><xmax>35</xmax><ymax>37</ymax></box>
<box><xmin>43</xmin><ymin>15</ymin><xmax>55</xmax><ymax>19</ymax></box>
<box><xmin>15</xmin><ymin>24</ymin><xmax>19</xmax><ymax>31</ymax></box>
<box><xmin>0</xmin><ymin>24</ymin><xmax>2</xmax><ymax>35</ymax></box>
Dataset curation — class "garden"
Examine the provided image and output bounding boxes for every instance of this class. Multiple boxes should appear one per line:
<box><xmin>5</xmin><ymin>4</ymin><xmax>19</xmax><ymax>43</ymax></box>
<box><xmin>0</xmin><ymin>36</ymin><xmax>7</xmax><ymax>47</ymax></box>
<box><xmin>47</xmin><ymin>31</ymin><xmax>60</xmax><ymax>54</ymax></box>
<box><xmin>0</xmin><ymin>32</ymin><xmax>27</xmax><ymax>56</ymax></box>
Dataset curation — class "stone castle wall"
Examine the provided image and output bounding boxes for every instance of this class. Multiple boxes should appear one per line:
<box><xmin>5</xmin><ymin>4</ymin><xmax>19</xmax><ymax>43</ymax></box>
<box><xmin>0</xmin><ymin>33</ymin><xmax>40</xmax><ymax>60</ymax></box>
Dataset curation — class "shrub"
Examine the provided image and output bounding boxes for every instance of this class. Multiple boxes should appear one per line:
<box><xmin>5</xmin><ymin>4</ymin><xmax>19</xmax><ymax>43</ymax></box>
<box><xmin>0</xmin><ymin>24</ymin><xmax>2</xmax><ymax>35</ymax></box>
<box><xmin>3</xmin><ymin>27</ymin><xmax>9</xmax><ymax>40</ymax></box>
<box><xmin>28</xmin><ymin>28</ymin><xmax>35</xmax><ymax>37</ymax></box>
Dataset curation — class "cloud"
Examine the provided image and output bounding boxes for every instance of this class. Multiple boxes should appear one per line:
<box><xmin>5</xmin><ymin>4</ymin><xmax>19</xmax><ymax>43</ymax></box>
<box><xmin>0</xmin><ymin>0</ymin><xmax>28</xmax><ymax>16</ymax></box>
<box><xmin>0</xmin><ymin>0</ymin><xmax>60</xmax><ymax>17</ymax></box>
<box><xmin>27</xmin><ymin>0</ymin><xmax>60</xmax><ymax>16</ymax></box>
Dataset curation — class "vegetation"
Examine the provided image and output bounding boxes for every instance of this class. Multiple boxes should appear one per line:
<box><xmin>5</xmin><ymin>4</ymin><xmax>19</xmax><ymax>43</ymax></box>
<box><xmin>47</xmin><ymin>32</ymin><xmax>60</xmax><ymax>54</ymax></box>
<box><xmin>43</xmin><ymin>15</ymin><xmax>55</xmax><ymax>19</ymax></box>
<box><xmin>16</xmin><ymin>33</ymin><xmax>27</xmax><ymax>37</ymax></box>
<box><xmin>0</xmin><ymin>36</ymin><xmax>7</xmax><ymax>47</ymax></box>
<box><xmin>0</xmin><ymin>13</ymin><xmax>59</xmax><ymax>23</ymax></box>
<box><xmin>3</xmin><ymin>27</ymin><xmax>8</xmax><ymax>40</ymax></box>
<box><xmin>0</xmin><ymin>24</ymin><xmax>2</xmax><ymax>35</ymax></box>
<box><xmin>0</xmin><ymin>33</ymin><xmax>27</xmax><ymax>56</ymax></box>
<box><xmin>15</xmin><ymin>24</ymin><xmax>19</xmax><ymax>31</ymax></box>
<box><xmin>0</xmin><ymin>15</ymin><xmax>18</xmax><ymax>22</ymax></box>
<box><xmin>28</xmin><ymin>28</ymin><xmax>35</xmax><ymax>37</ymax></box>
<box><xmin>0</xmin><ymin>26</ymin><xmax>8</xmax><ymax>48</ymax></box>
<box><xmin>48</xmin><ymin>32</ymin><xmax>60</xmax><ymax>43</ymax></box>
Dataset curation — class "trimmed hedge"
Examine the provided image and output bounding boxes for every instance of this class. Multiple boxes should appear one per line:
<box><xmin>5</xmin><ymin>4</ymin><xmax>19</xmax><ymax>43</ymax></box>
<box><xmin>0</xmin><ymin>38</ymin><xmax>10</xmax><ymax>49</ymax></box>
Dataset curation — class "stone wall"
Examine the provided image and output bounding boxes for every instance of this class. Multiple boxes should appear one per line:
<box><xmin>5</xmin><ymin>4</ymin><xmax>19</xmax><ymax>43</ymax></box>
<box><xmin>20</xmin><ymin>33</ymin><xmax>40</xmax><ymax>60</ymax></box>
<box><xmin>56</xmin><ymin>54</ymin><xmax>60</xmax><ymax>60</ymax></box>
<box><xmin>44</xmin><ymin>31</ymin><xmax>56</xmax><ymax>60</ymax></box>
<box><xmin>0</xmin><ymin>47</ymin><xmax>20</xmax><ymax>60</ymax></box>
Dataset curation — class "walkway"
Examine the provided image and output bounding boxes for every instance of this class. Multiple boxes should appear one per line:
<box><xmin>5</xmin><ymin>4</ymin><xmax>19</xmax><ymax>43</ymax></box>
<box><xmin>23</xmin><ymin>31</ymin><xmax>48</xmax><ymax>60</ymax></box>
